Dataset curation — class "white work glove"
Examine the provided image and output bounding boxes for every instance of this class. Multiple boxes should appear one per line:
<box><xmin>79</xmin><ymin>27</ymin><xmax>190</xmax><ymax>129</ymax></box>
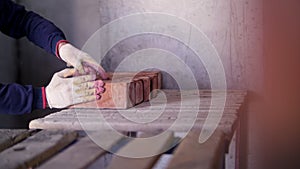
<box><xmin>58</xmin><ymin>43</ymin><xmax>108</xmax><ymax>80</ymax></box>
<box><xmin>45</xmin><ymin>68</ymin><xmax>105</xmax><ymax>109</ymax></box>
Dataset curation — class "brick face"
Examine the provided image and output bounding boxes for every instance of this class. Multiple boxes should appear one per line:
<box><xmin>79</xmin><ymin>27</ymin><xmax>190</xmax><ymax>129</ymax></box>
<box><xmin>73</xmin><ymin>71</ymin><xmax>161</xmax><ymax>109</ymax></box>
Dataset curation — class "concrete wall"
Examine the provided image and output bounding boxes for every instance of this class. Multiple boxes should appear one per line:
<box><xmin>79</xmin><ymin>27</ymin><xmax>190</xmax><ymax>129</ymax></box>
<box><xmin>8</xmin><ymin>0</ymin><xmax>263</xmax><ymax>168</ymax></box>
<box><xmin>0</xmin><ymin>34</ymin><xmax>17</xmax><ymax>83</ymax></box>
<box><xmin>17</xmin><ymin>0</ymin><xmax>263</xmax><ymax>91</ymax></box>
<box><xmin>0</xmin><ymin>25</ymin><xmax>19</xmax><ymax>130</ymax></box>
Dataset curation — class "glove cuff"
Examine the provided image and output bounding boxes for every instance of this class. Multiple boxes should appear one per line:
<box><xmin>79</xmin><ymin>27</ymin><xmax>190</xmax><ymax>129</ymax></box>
<box><xmin>33</xmin><ymin>87</ymin><xmax>48</xmax><ymax>109</ymax></box>
<box><xmin>55</xmin><ymin>40</ymin><xmax>69</xmax><ymax>60</ymax></box>
<box><xmin>41</xmin><ymin>87</ymin><xmax>48</xmax><ymax>109</ymax></box>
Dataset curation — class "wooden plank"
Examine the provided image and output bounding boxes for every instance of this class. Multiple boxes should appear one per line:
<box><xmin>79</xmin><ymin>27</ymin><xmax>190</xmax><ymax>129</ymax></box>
<box><xmin>44</xmin><ymin>109</ymin><xmax>238</xmax><ymax>125</ymax></box>
<box><xmin>107</xmin><ymin>132</ymin><xmax>174</xmax><ymax>169</ymax></box>
<box><xmin>152</xmin><ymin>154</ymin><xmax>173</xmax><ymax>169</ymax></box>
<box><xmin>38</xmin><ymin>131</ymin><xmax>123</xmax><ymax>169</ymax></box>
<box><xmin>0</xmin><ymin>129</ymin><xmax>34</xmax><ymax>152</ymax></box>
<box><xmin>32</xmin><ymin>114</ymin><xmax>237</xmax><ymax>125</ymax></box>
<box><xmin>30</xmin><ymin>89</ymin><xmax>244</xmax><ymax>136</ymax></box>
<box><xmin>166</xmin><ymin>130</ymin><xmax>226</xmax><ymax>169</ymax></box>
<box><xmin>45</xmin><ymin>109</ymin><xmax>238</xmax><ymax>120</ymax></box>
<box><xmin>0</xmin><ymin>130</ymin><xmax>78</xmax><ymax>169</ymax></box>
<box><xmin>135</xmin><ymin>102</ymin><xmax>242</xmax><ymax>110</ymax></box>
<box><xmin>29</xmin><ymin>118</ymin><xmax>236</xmax><ymax>136</ymax></box>
<box><xmin>29</xmin><ymin>105</ymin><xmax>238</xmax><ymax>135</ymax></box>
<box><xmin>72</xmin><ymin>86</ymin><xmax>245</xmax><ymax>110</ymax></box>
<box><xmin>163</xmin><ymin>90</ymin><xmax>247</xmax><ymax>97</ymax></box>
<box><xmin>39</xmin><ymin>111</ymin><xmax>238</xmax><ymax>135</ymax></box>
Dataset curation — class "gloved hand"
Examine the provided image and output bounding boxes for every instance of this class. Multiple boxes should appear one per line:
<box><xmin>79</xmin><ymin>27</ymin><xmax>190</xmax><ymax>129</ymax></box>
<box><xmin>45</xmin><ymin>68</ymin><xmax>105</xmax><ymax>109</ymax></box>
<box><xmin>58</xmin><ymin>43</ymin><xmax>108</xmax><ymax>80</ymax></box>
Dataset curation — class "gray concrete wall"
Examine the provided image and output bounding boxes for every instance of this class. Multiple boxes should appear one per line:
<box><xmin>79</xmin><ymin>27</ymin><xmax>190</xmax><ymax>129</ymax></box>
<box><xmin>0</xmin><ymin>26</ymin><xmax>19</xmax><ymax>130</ymax></box>
<box><xmin>0</xmin><ymin>34</ymin><xmax>17</xmax><ymax>83</ymax></box>
<box><xmin>17</xmin><ymin>0</ymin><xmax>263</xmax><ymax>91</ymax></box>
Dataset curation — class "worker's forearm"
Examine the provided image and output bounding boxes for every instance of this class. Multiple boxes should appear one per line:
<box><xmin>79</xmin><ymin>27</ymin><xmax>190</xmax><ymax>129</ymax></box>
<box><xmin>0</xmin><ymin>83</ymin><xmax>47</xmax><ymax>115</ymax></box>
<box><xmin>0</xmin><ymin>0</ymin><xmax>66</xmax><ymax>55</ymax></box>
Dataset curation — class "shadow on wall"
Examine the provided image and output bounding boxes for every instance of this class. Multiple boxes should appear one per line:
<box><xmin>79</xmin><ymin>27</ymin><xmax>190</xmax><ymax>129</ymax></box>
<box><xmin>102</xmin><ymin>34</ymin><xmax>211</xmax><ymax>89</ymax></box>
<box><xmin>0</xmin><ymin>34</ymin><xmax>17</xmax><ymax>84</ymax></box>
<box><xmin>0</xmin><ymin>23</ymin><xmax>19</xmax><ymax>128</ymax></box>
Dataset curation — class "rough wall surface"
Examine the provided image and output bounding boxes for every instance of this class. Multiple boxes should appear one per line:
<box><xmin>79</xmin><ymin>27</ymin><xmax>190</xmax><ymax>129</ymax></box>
<box><xmin>0</xmin><ymin>34</ymin><xmax>17</xmax><ymax>83</ymax></box>
<box><xmin>17</xmin><ymin>0</ymin><xmax>263</xmax><ymax>91</ymax></box>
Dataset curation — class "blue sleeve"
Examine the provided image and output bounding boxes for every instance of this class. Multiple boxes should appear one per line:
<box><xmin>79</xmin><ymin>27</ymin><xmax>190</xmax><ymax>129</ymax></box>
<box><xmin>0</xmin><ymin>83</ymin><xmax>44</xmax><ymax>115</ymax></box>
<box><xmin>0</xmin><ymin>0</ymin><xmax>66</xmax><ymax>55</ymax></box>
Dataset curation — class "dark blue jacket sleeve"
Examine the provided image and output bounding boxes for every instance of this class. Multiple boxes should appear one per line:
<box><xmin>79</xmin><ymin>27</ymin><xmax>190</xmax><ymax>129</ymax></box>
<box><xmin>0</xmin><ymin>0</ymin><xmax>64</xmax><ymax>114</ymax></box>
<box><xmin>0</xmin><ymin>0</ymin><xmax>66</xmax><ymax>54</ymax></box>
<box><xmin>0</xmin><ymin>84</ymin><xmax>44</xmax><ymax>115</ymax></box>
